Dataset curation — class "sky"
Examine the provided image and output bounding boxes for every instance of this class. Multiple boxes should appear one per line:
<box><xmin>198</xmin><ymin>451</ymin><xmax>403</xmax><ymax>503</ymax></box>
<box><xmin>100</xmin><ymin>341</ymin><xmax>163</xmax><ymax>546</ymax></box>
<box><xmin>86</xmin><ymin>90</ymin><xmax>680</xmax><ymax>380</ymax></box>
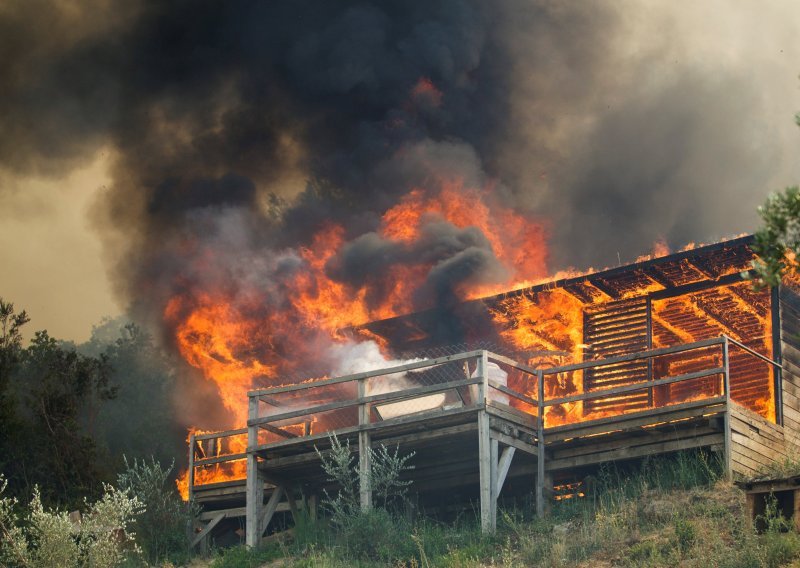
<box><xmin>0</xmin><ymin>1</ymin><xmax>799</xmax><ymax>343</ymax></box>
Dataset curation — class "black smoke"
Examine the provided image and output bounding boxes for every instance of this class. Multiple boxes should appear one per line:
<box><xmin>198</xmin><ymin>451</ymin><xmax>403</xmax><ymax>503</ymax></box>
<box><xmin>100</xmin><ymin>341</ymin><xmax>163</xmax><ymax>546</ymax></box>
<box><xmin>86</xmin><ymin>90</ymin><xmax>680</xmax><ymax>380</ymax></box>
<box><xmin>1</xmin><ymin>1</ymin><xmax>798</xmax><ymax>423</ymax></box>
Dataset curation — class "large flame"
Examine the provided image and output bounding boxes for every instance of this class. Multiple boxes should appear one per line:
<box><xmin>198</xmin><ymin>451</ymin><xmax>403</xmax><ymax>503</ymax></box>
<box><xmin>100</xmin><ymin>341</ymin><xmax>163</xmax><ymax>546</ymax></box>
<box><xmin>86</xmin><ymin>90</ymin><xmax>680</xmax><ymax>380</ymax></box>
<box><xmin>172</xmin><ymin>177</ymin><xmax>551</xmax><ymax>497</ymax></box>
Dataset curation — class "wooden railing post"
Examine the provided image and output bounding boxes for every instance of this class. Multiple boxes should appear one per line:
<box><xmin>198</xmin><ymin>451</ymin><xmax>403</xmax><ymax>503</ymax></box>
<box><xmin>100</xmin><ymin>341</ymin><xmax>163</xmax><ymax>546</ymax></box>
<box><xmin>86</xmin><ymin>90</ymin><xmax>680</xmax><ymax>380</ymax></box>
<box><xmin>188</xmin><ymin>432</ymin><xmax>196</xmax><ymax>504</ymax></box>
<box><xmin>358</xmin><ymin>377</ymin><xmax>372</xmax><ymax>511</ymax></box>
<box><xmin>536</xmin><ymin>369</ymin><xmax>546</xmax><ymax>517</ymax></box>
<box><xmin>722</xmin><ymin>336</ymin><xmax>732</xmax><ymax>479</ymax></box>
<box><xmin>477</xmin><ymin>351</ymin><xmax>494</xmax><ymax>533</ymax></box>
<box><xmin>246</xmin><ymin>395</ymin><xmax>263</xmax><ymax>547</ymax></box>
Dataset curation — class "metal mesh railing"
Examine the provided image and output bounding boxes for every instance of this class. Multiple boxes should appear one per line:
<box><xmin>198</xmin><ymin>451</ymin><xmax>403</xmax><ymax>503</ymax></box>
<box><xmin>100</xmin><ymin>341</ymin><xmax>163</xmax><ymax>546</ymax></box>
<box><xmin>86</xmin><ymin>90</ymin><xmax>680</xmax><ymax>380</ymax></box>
<box><xmin>246</xmin><ymin>349</ymin><xmax>539</xmax><ymax>450</ymax></box>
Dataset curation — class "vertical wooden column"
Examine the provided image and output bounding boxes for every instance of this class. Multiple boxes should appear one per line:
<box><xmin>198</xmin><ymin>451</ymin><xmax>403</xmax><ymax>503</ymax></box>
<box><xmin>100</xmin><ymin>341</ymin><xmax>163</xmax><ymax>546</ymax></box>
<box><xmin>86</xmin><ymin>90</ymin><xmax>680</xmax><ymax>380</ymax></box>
<box><xmin>536</xmin><ymin>369</ymin><xmax>546</xmax><ymax>517</ymax></box>
<box><xmin>358</xmin><ymin>377</ymin><xmax>372</xmax><ymax>511</ymax></box>
<box><xmin>187</xmin><ymin>433</ymin><xmax>196</xmax><ymax>504</ymax></box>
<box><xmin>722</xmin><ymin>336</ymin><xmax>732</xmax><ymax>480</ymax></box>
<box><xmin>490</xmin><ymin>437</ymin><xmax>499</xmax><ymax>529</ymax></box>
<box><xmin>477</xmin><ymin>351</ymin><xmax>494</xmax><ymax>533</ymax></box>
<box><xmin>246</xmin><ymin>394</ymin><xmax>264</xmax><ymax>547</ymax></box>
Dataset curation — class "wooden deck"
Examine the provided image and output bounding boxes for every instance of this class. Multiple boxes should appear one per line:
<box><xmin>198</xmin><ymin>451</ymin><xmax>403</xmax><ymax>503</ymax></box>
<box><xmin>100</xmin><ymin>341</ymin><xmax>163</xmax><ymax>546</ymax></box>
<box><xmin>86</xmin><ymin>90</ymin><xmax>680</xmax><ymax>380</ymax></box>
<box><xmin>187</xmin><ymin>336</ymin><xmax>791</xmax><ymax>548</ymax></box>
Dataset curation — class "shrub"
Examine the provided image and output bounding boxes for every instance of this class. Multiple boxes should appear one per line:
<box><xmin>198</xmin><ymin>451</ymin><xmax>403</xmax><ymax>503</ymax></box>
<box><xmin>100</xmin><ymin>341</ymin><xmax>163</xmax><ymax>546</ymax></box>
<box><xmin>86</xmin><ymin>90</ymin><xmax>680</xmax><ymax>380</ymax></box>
<box><xmin>0</xmin><ymin>474</ymin><xmax>144</xmax><ymax>568</ymax></box>
<box><xmin>116</xmin><ymin>456</ymin><xmax>194</xmax><ymax>565</ymax></box>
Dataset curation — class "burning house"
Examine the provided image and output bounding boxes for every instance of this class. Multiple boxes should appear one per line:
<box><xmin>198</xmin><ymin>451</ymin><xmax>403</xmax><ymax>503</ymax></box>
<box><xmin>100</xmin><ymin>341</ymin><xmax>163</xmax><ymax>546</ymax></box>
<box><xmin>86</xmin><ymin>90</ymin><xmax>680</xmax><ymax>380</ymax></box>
<box><xmin>185</xmin><ymin>235</ymin><xmax>800</xmax><ymax>548</ymax></box>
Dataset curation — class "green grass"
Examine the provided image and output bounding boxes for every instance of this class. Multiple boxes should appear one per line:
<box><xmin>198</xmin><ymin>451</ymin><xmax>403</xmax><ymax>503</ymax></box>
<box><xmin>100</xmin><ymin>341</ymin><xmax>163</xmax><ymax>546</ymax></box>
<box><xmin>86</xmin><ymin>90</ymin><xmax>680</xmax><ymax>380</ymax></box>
<box><xmin>205</xmin><ymin>450</ymin><xmax>800</xmax><ymax>567</ymax></box>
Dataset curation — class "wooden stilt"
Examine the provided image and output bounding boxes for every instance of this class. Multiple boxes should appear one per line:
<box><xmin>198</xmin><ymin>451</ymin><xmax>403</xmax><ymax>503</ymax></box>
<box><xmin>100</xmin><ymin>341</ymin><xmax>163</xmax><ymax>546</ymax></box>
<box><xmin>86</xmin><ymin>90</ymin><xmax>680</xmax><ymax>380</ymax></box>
<box><xmin>358</xmin><ymin>378</ymin><xmax>373</xmax><ymax>511</ymax></box>
<box><xmin>490</xmin><ymin>437</ymin><xmax>499</xmax><ymax>529</ymax></box>
<box><xmin>246</xmin><ymin>396</ymin><xmax>263</xmax><ymax>548</ymax></box>
<box><xmin>722</xmin><ymin>337</ymin><xmax>733</xmax><ymax>480</ymax></box>
<box><xmin>477</xmin><ymin>351</ymin><xmax>495</xmax><ymax>533</ymax></box>
<box><xmin>536</xmin><ymin>370</ymin><xmax>546</xmax><ymax>517</ymax></box>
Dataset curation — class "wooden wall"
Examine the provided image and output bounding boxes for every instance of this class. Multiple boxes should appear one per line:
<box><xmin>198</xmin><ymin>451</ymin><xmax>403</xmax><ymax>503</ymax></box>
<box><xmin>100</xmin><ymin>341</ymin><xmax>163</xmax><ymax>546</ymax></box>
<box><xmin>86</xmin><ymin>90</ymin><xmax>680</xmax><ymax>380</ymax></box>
<box><xmin>730</xmin><ymin>404</ymin><xmax>791</xmax><ymax>477</ymax></box>
<box><xmin>779</xmin><ymin>286</ymin><xmax>800</xmax><ymax>446</ymax></box>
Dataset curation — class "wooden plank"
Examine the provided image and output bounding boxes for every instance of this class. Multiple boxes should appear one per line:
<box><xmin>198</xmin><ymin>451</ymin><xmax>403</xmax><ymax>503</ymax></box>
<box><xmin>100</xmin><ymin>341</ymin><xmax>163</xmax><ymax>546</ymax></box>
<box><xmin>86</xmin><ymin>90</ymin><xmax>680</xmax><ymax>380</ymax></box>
<box><xmin>545</xmin><ymin>367</ymin><xmax>724</xmax><ymax>407</ymax></box>
<box><xmin>731</xmin><ymin>443</ymin><xmax>774</xmax><ymax>470</ymax></box>
<box><xmin>194</xmin><ymin>453</ymin><xmax>247</xmax><ymax>467</ymax></box>
<box><xmin>489</xmin><ymin>380</ymin><xmax>538</xmax><ymax>406</ymax></box>
<box><xmin>249</xmin><ymin>351</ymin><xmax>484</xmax><ymax>396</ymax></box>
<box><xmin>727</xmin><ymin>336</ymin><xmax>782</xmax><ymax>369</ymax></box>
<box><xmin>551</xmin><ymin>425</ymin><xmax>719</xmax><ymax>461</ymax></box>
<box><xmin>259</xmin><ymin>485</ymin><xmax>285</xmax><ymax>536</ymax></box>
<box><xmin>546</xmin><ymin>433</ymin><xmax>723</xmax><ymax>471</ymax></box>
<box><xmin>252</xmin><ymin>406</ymin><xmax>481</xmax><ymax>454</ymax></box>
<box><xmin>486</xmin><ymin>352</ymin><xmax>539</xmax><ymax>376</ymax></box>
<box><xmin>490</xmin><ymin>430</ymin><xmax>538</xmax><ymax>457</ymax></box>
<box><xmin>250</xmin><ymin>378</ymin><xmax>479</xmax><ymax>427</ymax></box>
<box><xmin>731</xmin><ymin>432</ymin><xmax>786</xmax><ymax>463</ymax></box>
<box><xmin>496</xmin><ymin>446</ymin><xmax>516</xmax><ymax>496</ymax></box>
<box><xmin>190</xmin><ymin>513</ymin><xmax>225</xmax><ymax>549</ymax></box>
<box><xmin>545</xmin><ymin>398</ymin><xmax>727</xmax><ymax>442</ymax></box>
<box><xmin>194</xmin><ymin>428</ymin><xmax>248</xmax><ymax>441</ymax></box>
<box><xmin>486</xmin><ymin>401</ymin><xmax>537</xmax><ymax>427</ymax></box>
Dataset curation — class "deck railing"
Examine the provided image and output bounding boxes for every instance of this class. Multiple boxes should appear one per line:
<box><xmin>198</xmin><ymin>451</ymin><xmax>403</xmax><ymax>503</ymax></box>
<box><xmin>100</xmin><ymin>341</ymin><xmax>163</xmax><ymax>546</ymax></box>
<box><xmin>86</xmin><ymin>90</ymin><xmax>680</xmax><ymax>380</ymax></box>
<box><xmin>193</xmin><ymin>336</ymin><xmax>782</xmax><ymax>508</ymax></box>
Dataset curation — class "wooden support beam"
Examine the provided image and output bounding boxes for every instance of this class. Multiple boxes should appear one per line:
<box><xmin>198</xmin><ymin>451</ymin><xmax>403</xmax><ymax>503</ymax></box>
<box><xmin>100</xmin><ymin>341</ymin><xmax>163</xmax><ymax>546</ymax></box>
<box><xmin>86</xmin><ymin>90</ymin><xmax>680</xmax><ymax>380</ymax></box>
<box><xmin>490</xmin><ymin>437</ymin><xmax>498</xmax><ymax>529</ymax></box>
<box><xmin>358</xmin><ymin>378</ymin><xmax>372</xmax><ymax>511</ymax></box>
<box><xmin>261</xmin><ymin>423</ymin><xmax>300</xmax><ymax>439</ymax></box>
<box><xmin>190</xmin><ymin>513</ymin><xmax>224</xmax><ymax>550</ymax></box>
<box><xmin>536</xmin><ymin>369</ymin><xmax>546</xmax><ymax>517</ymax></box>
<box><xmin>495</xmin><ymin>446</ymin><xmax>516</xmax><ymax>497</ymax></box>
<box><xmin>477</xmin><ymin>352</ymin><xmax>495</xmax><ymax>533</ymax></box>
<box><xmin>245</xmin><ymin>395</ymin><xmax>263</xmax><ymax>548</ymax></box>
<box><xmin>259</xmin><ymin>485</ymin><xmax>285</xmax><ymax>537</ymax></box>
<box><xmin>285</xmin><ymin>486</ymin><xmax>299</xmax><ymax>522</ymax></box>
<box><xmin>722</xmin><ymin>338</ymin><xmax>733</xmax><ymax>480</ymax></box>
<box><xmin>638</xmin><ymin>266</ymin><xmax>675</xmax><ymax>289</ymax></box>
<box><xmin>490</xmin><ymin>431</ymin><xmax>537</xmax><ymax>456</ymax></box>
<box><xmin>588</xmin><ymin>277</ymin><xmax>621</xmax><ymax>299</ymax></box>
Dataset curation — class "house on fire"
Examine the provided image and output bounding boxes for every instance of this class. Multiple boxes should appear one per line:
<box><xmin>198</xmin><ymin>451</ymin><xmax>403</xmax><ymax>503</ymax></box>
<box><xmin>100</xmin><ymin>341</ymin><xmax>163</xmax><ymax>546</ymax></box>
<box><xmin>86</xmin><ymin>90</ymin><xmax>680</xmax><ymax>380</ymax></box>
<box><xmin>186</xmin><ymin>235</ymin><xmax>800</xmax><ymax>549</ymax></box>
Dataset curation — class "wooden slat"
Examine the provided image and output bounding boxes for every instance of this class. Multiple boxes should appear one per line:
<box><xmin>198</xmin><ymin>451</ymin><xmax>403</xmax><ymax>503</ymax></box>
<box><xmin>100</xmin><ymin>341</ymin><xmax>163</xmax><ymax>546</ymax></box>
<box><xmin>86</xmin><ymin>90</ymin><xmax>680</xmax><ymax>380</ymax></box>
<box><xmin>545</xmin><ymin>398</ymin><xmax>727</xmax><ymax>442</ymax></box>
<box><xmin>547</xmin><ymin>433</ymin><xmax>723</xmax><ymax>471</ymax></box>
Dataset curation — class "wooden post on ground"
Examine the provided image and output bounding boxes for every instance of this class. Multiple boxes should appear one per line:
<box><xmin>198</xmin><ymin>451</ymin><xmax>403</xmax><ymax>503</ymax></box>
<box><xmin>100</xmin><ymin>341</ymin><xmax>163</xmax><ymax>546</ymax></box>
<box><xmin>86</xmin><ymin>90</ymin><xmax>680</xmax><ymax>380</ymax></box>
<box><xmin>358</xmin><ymin>377</ymin><xmax>372</xmax><ymax>511</ymax></box>
<box><xmin>477</xmin><ymin>351</ymin><xmax>495</xmax><ymax>533</ymax></box>
<box><xmin>722</xmin><ymin>336</ymin><xmax>732</xmax><ymax>480</ymax></box>
<box><xmin>536</xmin><ymin>369</ymin><xmax>546</xmax><ymax>517</ymax></box>
<box><xmin>490</xmin><ymin>437</ymin><xmax>499</xmax><ymax>529</ymax></box>
<box><xmin>246</xmin><ymin>395</ymin><xmax>263</xmax><ymax>547</ymax></box>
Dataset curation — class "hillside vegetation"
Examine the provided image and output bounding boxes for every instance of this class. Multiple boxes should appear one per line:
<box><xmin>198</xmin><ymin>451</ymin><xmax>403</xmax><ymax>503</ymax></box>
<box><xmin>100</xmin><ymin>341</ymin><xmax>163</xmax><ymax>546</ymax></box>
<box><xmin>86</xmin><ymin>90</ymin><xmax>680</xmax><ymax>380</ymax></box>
<box><xmin>206</xmin><ymin>451</ymin><xmax>800</xmax><ymax>568</ymax></box>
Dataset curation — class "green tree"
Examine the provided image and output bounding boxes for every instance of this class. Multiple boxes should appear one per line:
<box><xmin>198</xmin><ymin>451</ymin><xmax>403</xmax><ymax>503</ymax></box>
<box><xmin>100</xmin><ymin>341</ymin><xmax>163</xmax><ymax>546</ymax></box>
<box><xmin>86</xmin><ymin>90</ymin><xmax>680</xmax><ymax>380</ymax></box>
<box><xmin>93</xmin><ymin>322</ymin><xmax>185</xmax><ymax>468</ymax></box>
<box><xmin>0</xmin><ymin>299</ymin><xmax>119</xmax><ymax>507</ymax></box>
<box><xmin>752</xmin><ymin>113</ymin><xmax>800</xmax><ymax>286</ymax></box>
<box><xmin>0</xmin><ymin>300</ymin><xmax>30</xmax><ymax>486</ymax></box>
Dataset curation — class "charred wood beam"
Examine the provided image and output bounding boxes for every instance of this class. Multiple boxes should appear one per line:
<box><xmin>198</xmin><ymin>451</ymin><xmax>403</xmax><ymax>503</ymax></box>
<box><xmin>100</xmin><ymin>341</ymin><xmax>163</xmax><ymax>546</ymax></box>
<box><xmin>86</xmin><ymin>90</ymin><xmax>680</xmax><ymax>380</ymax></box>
<box><xmin>650</xmin><ymin>271</ymin><xmax>753</xmax><ymax>301</ymax></box>
<box><xmin>638</xmin><ymin>266</ymin><xmax>675</xmax><ymax>289</ymax></box>
<box><xmin>562</xmin><ymin>283</ymin><xmax>594</xmax><ymax>304</ymax></box>
<box><xmin>690</xmin><ymin>296</ymin><xmax>746</xmax><ymax>342</ymax></box>
<box><xmin>587</xmin><ymin>277</ymin><xmax>621</xmax><ymax>300</ymax></box>
<box><xmin>726</xmin><ymin>285</ymin><xmax>769</xmax><ymax>321</ymax></box>
<box><xmin>650</xmin><ymin>312</ymin><xmax>697</xmax><ymax>345</ymax></box>
<box><xmin>687</xmin><ymin>256</ymin><xmax>719</xmax><ymax>279</ymax></box>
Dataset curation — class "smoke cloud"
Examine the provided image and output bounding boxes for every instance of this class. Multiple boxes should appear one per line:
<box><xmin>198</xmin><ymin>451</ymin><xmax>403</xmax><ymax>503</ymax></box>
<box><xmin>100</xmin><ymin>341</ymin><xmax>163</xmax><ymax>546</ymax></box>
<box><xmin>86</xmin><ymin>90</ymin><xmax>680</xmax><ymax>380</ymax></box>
<box><xmin>1</xmin><ymin>1</ymin><xmax>799</xmax><ymax>423</ymax></box>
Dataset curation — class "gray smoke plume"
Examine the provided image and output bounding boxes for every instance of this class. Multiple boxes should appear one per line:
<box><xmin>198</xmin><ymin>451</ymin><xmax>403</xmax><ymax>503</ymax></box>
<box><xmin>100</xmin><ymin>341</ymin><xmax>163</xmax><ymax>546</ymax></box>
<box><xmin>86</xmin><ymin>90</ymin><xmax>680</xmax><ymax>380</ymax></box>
<box><xmin>1</xmin><ymin>1</ymin><xmax>799</xmax><ymax>424</ymax></box>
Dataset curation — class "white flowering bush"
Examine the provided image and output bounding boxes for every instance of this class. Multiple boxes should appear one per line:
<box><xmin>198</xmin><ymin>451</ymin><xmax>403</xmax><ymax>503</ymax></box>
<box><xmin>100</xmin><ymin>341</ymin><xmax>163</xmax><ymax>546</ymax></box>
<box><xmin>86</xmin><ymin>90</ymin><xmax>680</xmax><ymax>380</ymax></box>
<box><xmin>0</xmin><ymin>475</ymin><xmax>144</xmax><ymax>567</ymax></box>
